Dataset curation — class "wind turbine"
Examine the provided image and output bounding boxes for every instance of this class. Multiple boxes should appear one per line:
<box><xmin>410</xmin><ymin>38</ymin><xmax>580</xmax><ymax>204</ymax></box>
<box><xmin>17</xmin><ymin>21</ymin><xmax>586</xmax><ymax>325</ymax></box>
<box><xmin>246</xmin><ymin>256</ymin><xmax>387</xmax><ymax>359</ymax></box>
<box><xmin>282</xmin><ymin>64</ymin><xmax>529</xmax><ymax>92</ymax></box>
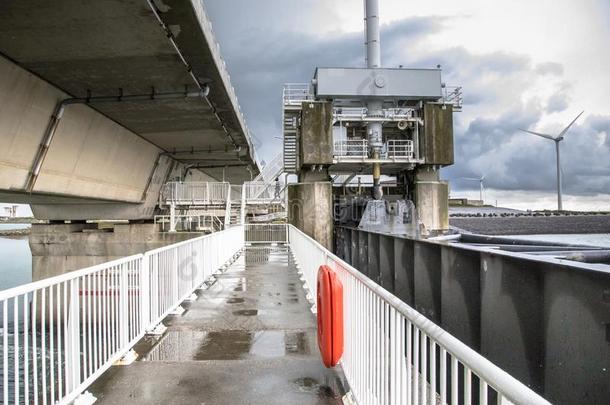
<box><xmin>463</xmin><ymin>176</ymin><xmax>485</xmax><ymax>203</ymax></box>
<box><xmin>519</xmin><ymin>111</ymin><xmax>584</xmax><ymax>211</ymax></box>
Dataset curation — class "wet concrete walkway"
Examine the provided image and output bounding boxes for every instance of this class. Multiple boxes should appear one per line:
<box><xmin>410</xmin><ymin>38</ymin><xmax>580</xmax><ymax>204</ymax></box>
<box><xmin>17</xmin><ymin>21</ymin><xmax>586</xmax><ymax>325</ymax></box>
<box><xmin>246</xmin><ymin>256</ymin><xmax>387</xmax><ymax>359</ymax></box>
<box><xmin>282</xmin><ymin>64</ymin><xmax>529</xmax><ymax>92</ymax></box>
<box><xmin>90</xmin><ymin>246</ymin><xmax>347</xmax><ymax>404</ymax></box>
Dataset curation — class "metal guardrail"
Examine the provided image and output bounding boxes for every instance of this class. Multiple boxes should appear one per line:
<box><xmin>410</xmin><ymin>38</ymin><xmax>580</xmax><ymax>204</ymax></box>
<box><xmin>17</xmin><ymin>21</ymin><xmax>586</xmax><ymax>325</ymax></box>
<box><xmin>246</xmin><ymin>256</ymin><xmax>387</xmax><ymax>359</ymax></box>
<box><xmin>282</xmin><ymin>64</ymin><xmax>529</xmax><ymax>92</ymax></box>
<box><xmin>251</xmin><ymin>153</ymin><xmax>283</xmax><ymax>184</ymax></box>
<box><xmin>244</xmin><ymin>224</ymin><xmax>288</xmax><ymax>244</ymax></box>
<box><xmin>334</xmin><ymin>140</ymin><xmax>368</xmax><ymax>159</ymax></box>
<box><xmin>333</xmin><ymin>139</ymin><xmax>415</xmax><ymax>160</ymax></box>
<box><xmin>288</xmin><ymin>225</ymin><xmax>551</xmax><ymax>405</ymax></box>
<box><xmin>334</xmin><ymin>107</ymin><xmax>417</xmax><ymax>122</ymax></box>
<box><xmin>243</xmin><ymin>181</ymin><xmax>284</xmax><ymax>203</ymax></box>
<box><xmin>0</xmin><ymin>226</ymin><xmax>244</xmax><ymax>404</ymax></box>
<box><xmin>441</xmin><ymin>85</ymin><xmax>463</xmax><ymax>111</ymax></box>
<box><xmin>154</xmin><ymin>214</ymin><xmax>223</xmax><ymax>232</ymax></box>
<box><xmin>161</xmin><ymin>181</ymin><xmax>229</xmax><ymax>205</ymax></box>
<box><xmin>283</xmin><ymin>83</ymin><xmax>313</xmax><ymax>106</ymax></box>
<box><xmin>387</xmin><ymin>139</ymin><xmax>414</xmax><ymax>159</ymax></box>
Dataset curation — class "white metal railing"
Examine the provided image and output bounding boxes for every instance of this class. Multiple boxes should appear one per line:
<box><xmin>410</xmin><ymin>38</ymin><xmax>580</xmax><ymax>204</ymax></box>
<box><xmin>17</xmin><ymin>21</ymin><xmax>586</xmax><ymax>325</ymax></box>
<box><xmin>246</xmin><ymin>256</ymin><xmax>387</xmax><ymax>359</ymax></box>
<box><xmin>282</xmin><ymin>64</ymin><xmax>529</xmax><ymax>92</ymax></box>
<box><xmin>283</xmin><ymin>83</ymin><xmax>313</xmax><ymax>106</ymax></box>
<box><xmin>252</xmin><ymin>153</ymin><xmax>283</xmax><ymax>184</ymax></box>
<box><xmin>244</xmin><ymin>224</ymin><xmax>287</xmax><ymax>244</ymax></box>
<box><xmin>334</xmin><ymin>139</ymin><xmax>416</xmax><ymax>161</ymax></box>
<box><xmin>243</xmin><ymin>181</ymin><xmax>284</xmax><ymax>203</ymax></box>
<box><xmin>334</xmin><ymin>139</ymin><xmax>368</xmax><ymax>159</ymax></box>
<box><xmin>161</xmin><ymin>182</ymin><xmax>229</xmax><ymax>206</ymax></box>
<box><xmin>441</xmin><ymin>85</ymin><xmax>463</xmax><ymax>111</ymax></box>
<box><xmin>387</xmin><ymin>140</ymin><xmax>414</xmax><ymax>159</ymax></box>
<box><xmin>288</xmin><ymin>225</ymin><xmax>551</xmax><ymax>405</ymax></box>
<box><xmin>0</xmin><ymin>226</ymin><xmax>243</xmax><ymax>404</ymax></box>
<box><xmin>334</xmin><ymin>107</ymin><xmax>417</xmax><ymax>122</ymax></box>
<box><xmin>154</xmin><ymin>214</ymin><xmax>223</xmax><ymax>232</ymax></box>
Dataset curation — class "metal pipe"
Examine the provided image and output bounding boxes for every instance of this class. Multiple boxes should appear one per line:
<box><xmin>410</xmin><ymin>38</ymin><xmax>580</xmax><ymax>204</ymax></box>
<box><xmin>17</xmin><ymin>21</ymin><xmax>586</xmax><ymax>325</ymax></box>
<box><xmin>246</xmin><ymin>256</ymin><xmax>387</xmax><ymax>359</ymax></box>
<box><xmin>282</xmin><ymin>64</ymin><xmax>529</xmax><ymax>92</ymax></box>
<box><xmin>365</xmin><ymin>0</ymin><xmax>381</xmax><ymax>68</ymax></box>
<box><xmin>364</xmin><ymin>0</ymin><xmax>383</xmax><ymax>199</ymax></box>
<box><xmin>146</xmin><ymin>0</ymin><xmax>241</xmax><ymax>151</ymax></box>
<box><xmin>23</xmin><ymin>89</ymin><xmax>209</xmax><ymax>192</ymax></box>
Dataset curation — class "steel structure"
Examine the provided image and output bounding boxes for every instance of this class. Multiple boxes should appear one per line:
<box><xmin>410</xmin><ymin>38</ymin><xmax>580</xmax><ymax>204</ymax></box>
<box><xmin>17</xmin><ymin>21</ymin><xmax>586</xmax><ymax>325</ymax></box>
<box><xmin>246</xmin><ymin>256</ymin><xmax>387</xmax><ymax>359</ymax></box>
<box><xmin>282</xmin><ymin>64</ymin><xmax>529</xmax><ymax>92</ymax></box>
<box><xmin>334</xmin><ymin>225</ymin><xmax>610</xmax><ymax>404</ymax></box>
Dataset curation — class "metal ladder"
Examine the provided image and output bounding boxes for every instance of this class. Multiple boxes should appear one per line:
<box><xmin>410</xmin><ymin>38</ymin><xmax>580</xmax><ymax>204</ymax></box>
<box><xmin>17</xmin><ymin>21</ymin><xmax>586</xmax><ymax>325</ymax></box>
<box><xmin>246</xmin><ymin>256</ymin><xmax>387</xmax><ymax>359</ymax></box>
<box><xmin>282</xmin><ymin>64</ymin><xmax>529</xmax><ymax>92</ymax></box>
<box><xmin>283</xmin><ymin>109</ymin><xmax>299</xmax><ymax>174</ymax></box>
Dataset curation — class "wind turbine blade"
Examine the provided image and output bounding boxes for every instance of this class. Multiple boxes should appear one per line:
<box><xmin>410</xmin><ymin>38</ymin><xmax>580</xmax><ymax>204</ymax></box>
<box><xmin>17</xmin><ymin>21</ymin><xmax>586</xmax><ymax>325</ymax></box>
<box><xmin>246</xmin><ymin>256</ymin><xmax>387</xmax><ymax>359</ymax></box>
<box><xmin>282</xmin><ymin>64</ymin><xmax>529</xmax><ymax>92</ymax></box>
<box><xmin>558</xmin><ymin>110</ymin><xmax>584</xmax><ymax>138</ymax></box>
<box><xmin>462</xmin><ymin>178</ymin><xmax>480</xmax><ymax>181</ymax></box>
<box><xmin>519</xmin><ymin>128</ymin><xmax>556</xmax><ymax>141</ymax></box>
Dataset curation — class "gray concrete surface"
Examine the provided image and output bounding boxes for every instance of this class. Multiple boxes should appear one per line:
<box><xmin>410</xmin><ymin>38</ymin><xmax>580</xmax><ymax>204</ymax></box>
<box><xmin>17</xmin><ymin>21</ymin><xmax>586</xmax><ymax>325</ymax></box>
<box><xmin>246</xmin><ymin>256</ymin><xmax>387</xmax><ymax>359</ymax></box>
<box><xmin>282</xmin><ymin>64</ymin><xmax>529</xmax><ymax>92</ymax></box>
<box><xmin>288</xmin><ymin>182</ymin><xmax>333</xmax><ymax>251</ymax></box>
<box><xmin>0</xmin><ymin>0</ymin><xmax>259</xmax><ymax>215</ymax></box>
<box><xmin>89</xmin><ymin>246</ymin><xmax>347</xmax><ymax>404</ymax></box>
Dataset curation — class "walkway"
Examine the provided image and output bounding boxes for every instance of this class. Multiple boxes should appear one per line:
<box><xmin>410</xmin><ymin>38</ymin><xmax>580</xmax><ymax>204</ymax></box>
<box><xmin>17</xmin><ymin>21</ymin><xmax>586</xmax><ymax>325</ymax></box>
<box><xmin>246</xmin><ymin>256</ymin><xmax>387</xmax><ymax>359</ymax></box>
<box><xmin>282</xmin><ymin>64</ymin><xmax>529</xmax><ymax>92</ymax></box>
<box><xmin>88</xmin><ymin>246</ymin><xmax>347</xmax><ymax>404</ymax></box>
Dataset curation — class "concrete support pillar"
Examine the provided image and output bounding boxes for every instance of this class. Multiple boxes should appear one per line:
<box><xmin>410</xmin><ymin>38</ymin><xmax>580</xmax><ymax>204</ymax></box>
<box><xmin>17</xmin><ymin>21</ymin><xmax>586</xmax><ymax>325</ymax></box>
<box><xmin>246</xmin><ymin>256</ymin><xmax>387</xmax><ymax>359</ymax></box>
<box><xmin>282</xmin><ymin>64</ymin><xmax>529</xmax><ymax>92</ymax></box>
<box><xmin>288</xmin><ymin>182</ymin><xmax>333</xmax><ymax>250</ymax></box>
<box><xmin>29</xmin><ymin>223</ymin><xmax>198</xmax><ymax>281</ymax></box>
<box><xmin>414</xmin><ymin>168</ymin><xmax>449</xmax><ymax>235</ymax></box>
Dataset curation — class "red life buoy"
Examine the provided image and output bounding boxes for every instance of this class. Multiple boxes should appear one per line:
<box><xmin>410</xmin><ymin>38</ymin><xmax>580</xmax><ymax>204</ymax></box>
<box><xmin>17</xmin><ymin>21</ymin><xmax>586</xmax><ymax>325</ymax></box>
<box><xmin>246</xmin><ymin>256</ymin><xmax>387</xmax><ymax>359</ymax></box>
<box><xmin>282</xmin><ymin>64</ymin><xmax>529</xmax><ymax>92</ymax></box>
<box><xmin>317</xmin><ymin>265</ymin><xmax>344</xmax><ymax>368</ymax></box>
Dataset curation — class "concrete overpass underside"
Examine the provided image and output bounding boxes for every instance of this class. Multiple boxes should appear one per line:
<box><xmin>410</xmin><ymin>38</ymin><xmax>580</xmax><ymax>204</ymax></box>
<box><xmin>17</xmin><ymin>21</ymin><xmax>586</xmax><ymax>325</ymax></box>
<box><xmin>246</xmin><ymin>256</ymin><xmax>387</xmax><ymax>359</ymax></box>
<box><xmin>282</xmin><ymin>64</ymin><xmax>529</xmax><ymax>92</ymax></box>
<box><xmin>0</xmin><ymin>0</ymin><xmax>259</xmax><ymax>220</ymax></box>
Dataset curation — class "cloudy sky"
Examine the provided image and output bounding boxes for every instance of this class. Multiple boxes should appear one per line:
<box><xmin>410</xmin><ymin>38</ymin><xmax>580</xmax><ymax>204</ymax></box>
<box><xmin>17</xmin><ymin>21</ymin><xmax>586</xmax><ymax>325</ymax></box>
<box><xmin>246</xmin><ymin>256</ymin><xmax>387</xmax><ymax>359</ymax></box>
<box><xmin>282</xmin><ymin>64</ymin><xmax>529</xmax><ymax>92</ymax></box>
<box><xmin>204</xmin><ymin>0</ymin><xmax>610</xmax><ymax>210</ymax></box>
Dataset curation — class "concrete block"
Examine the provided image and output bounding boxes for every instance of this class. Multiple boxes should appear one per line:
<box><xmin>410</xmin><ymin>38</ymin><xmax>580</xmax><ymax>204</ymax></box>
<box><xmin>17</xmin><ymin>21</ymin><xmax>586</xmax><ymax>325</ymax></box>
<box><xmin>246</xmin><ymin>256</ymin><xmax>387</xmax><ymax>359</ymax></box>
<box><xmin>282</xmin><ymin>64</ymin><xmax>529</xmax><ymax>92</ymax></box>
<box><xmin>423</xmin><ymin>103</ymin><xmax>454</xmax><ymax>165</ymax></box>
<box><xmin>300</xmin><ymin>101</ymin><xmax>333</xmax><ymax>165</ymax></box>
<box><xmin>416</xmin><ymin>180</ymin><xmax>449</xmax><ymax>233</ymax></box>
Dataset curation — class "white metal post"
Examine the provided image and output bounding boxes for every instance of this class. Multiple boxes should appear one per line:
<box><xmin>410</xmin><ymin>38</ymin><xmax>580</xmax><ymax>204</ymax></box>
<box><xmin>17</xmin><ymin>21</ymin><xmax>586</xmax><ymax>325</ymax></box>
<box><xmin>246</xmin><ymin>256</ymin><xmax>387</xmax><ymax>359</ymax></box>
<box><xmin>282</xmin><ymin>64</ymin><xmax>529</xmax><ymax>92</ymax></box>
<box><xmin>65</xmin><ymin>279</ymin><xmax>81</xmax><ymax>393</ymax></box>
<box><xmin>224</xmin><ymin>184</ymin><xmax>231</xmax><ymax>228</ymax></box>
<box><xmin>119</xmin><ymin>264</ymin><xmax>129</xmax><ymax>348</ymax></box>
<box><xmin>169</xmin><ymin>202</ymin><xmax>176</xmax><ymax>233</ymax></box>
<box><xmin>241</xmin><ymin>183</ymin><xmax>247</xmax><ymax>224</ymax></box>
<box><xmin>141</xmin><ymin>254</ymin><xmax>150</xmax><ymax>331</ymax></box>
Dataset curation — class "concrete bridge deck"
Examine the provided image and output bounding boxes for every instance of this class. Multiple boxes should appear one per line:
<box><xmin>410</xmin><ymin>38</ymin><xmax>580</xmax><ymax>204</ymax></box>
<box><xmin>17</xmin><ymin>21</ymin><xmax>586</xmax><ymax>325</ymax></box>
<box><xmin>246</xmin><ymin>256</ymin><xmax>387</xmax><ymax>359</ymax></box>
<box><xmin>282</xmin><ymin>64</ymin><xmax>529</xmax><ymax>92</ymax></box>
<box><xmin>88</xmin><ymin>246</ymin><xmax>347</xmax><ymax>404</ymax></box>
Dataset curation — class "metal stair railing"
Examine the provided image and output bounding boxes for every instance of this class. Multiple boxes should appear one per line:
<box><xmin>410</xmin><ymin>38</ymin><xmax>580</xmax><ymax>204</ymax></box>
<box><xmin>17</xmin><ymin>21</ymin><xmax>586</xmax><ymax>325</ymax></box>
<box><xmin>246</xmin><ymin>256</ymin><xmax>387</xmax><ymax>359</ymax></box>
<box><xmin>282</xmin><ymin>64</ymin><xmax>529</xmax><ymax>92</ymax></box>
<box><xmin>251</xmin><ymin>153</ymin><xmax>283</xmax><ymax>184</ymax></box>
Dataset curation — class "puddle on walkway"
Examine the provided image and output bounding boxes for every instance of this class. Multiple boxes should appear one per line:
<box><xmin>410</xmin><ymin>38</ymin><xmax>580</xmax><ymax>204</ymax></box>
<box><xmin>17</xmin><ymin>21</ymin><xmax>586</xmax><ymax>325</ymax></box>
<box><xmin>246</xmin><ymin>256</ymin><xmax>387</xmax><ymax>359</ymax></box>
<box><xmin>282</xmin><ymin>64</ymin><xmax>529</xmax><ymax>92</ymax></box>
<box><xmin>233</xmin><ymin>309</ymin><xmax>258</xmax><ymax>316</ymax></box>
<box><xmin>139</xmin><ymin>330</ymin><xmax>310</xmax><ymax>361</ymax></box>
<box><xmin>226</xmin><ymin>297</ymin><xmax>245</xmax><ymax>304</ymax></box>
<box><xmin>293</xmin><ymin>377</ymin><xmax>343</xmax><ymax>399</ymax></box>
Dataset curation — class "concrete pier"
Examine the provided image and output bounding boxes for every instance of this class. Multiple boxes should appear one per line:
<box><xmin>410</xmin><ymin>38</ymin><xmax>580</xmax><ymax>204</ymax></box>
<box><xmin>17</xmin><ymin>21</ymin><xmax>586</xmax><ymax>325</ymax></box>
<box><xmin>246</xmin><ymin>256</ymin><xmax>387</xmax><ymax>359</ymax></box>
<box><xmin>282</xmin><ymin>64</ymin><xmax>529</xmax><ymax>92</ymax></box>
<box><xmin>88</xmin><ymin>246</ymin><xmax>347</xmax><ymax>404</ymax></box>
<box><xmin>29</xmin><ymin>223</ymin><xmax>199</xmax><ymax>280</ymax></box>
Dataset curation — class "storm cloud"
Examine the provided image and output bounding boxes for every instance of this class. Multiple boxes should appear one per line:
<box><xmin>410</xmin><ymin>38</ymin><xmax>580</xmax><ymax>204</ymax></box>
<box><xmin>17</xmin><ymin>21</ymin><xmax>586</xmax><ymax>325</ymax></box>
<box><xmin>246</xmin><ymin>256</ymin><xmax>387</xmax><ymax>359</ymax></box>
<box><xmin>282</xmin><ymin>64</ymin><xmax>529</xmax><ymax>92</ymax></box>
<box><xmin>204</xmin><ymin>0</ymin><xmax>610</xmax><ymax>200</ymax></box>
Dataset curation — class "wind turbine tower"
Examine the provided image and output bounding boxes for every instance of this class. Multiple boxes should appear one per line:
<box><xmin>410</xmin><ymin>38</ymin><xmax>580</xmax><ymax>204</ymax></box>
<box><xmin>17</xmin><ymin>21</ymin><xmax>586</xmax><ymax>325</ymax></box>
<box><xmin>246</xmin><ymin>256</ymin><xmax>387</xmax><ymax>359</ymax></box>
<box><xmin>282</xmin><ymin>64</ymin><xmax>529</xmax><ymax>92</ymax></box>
<box><xmin>520</xmin><ymin>111</ymin><xmax>584</xmax><ymax>211</ymax></box>
<box><xmin>464</xmin><ymin>176</ymin><xmax>485</xmax><ymax>203</ymax></box>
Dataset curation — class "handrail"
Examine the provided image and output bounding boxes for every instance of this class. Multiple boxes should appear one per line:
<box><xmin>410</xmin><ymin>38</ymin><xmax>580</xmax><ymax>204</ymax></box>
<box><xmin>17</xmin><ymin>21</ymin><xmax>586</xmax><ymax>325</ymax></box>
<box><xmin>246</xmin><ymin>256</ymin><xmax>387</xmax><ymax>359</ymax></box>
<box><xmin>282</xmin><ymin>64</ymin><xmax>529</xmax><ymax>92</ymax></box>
<box><xmin>0</xmin><ymin>226</ymin><xmax>244</xmax><ymax>404</ymax></box>
<box><xmin>288</xmin><ymin>224</ymin><xmax>551</xmax><ymax>405</ymax></box>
